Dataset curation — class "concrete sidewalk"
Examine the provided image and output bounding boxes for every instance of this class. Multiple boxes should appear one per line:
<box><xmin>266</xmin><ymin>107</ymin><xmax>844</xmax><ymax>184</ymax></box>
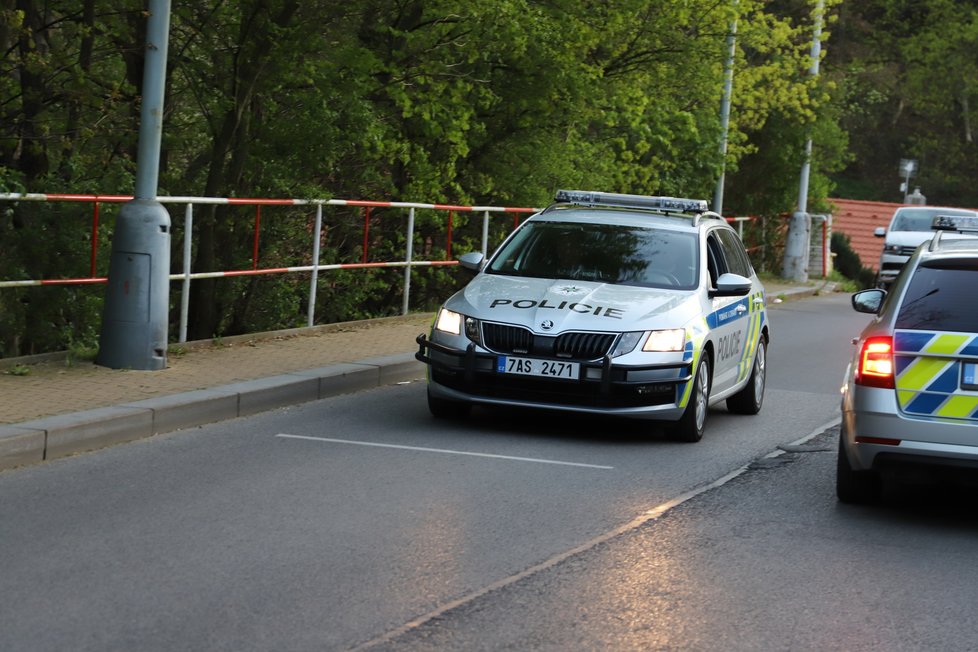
<box><xmin>0</xmin><ymin>279</ymin><xmax>837</xmax><ymax>471</ymax></box>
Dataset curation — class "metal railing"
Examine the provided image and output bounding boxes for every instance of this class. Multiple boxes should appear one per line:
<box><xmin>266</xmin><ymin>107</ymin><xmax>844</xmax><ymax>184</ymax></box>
<box><xmin>0</xmin><ymin>193</ymin><xmax>537</xmax><ymax>342</ymax></box>
<box><xmin>0</xmin><ymin>193</ymin><xmax>764</xmax><ymax>347</ymax></box>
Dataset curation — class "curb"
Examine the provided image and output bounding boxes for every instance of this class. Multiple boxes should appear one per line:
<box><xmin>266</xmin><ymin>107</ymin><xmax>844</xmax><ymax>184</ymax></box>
<box><xmin>768</xmin><ymin>280</ymin><xmax>839</xmax><ymax>303</ymax></box>
<box><xmin>0</xmin><ymin>353</ymin><xmax>424</xmax><ymax>473</ymax></box>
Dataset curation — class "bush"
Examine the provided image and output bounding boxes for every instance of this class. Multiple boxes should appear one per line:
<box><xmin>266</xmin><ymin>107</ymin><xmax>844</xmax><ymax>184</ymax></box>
<box><xmin>831</xmin><ymin>232</ymin><xmax>876</xmax><ymax>289</ymax></box>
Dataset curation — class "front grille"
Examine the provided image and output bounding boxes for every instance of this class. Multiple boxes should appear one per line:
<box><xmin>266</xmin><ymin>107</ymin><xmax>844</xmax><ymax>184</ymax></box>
<box><xmin>483</xmin><ymin>323</ymin><xmax>534</xmax><ymax>354</ymax></box>
<box><xmin>481</xmin><ymin>323</ymin><xmax>616</xmax><ymax>361</ymax></box>
<box><xmin>555</xmin><ymin>331</ymin><xmax>617</xmax><ymax>359</ymax></box>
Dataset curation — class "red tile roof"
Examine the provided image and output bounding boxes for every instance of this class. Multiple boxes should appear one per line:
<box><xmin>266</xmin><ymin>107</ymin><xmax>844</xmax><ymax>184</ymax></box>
<box><xmin>828</xmin><ymin>198</ymin><xmax>902</xmax><ymax>272</ymax></box>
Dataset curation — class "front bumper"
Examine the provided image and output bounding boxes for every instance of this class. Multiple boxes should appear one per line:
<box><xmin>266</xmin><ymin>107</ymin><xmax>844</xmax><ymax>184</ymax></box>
<box><xmin>876</xmin><ymin>252</ymin><xmax>910</xmax><ymax>286</ymax></box>
<box><xmin>416</xmin><ymin>333</ymin><xmax>692</xmax><ymax>419</ymax></box>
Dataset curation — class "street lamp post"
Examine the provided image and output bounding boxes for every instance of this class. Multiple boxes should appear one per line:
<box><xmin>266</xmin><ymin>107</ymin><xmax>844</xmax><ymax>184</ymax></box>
<box><xmin>782</xmin><ymin>0</ymin><xmax>826</xmax><ymax>282</ymax></box>
<box><xmin>96</xmin><ymin>0</ymin><xmax>172</xmax><ymax>370</ymax></box>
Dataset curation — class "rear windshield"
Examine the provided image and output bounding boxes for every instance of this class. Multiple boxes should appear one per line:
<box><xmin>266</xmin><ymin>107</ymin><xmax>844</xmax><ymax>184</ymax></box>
<box><xmin>487</xmin><ymin>221</ymin><xmax>699</xmax><ymax>290</ymax></box>
<box><xmin>895</xmin><ymin>263</ymin><xmax>978</xmax><ymax>331</ymax></box>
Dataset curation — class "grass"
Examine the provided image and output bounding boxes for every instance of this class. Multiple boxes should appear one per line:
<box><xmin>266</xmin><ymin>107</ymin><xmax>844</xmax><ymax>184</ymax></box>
<box><xmin>6</xmin><ymin>364</ymin><xmax>30</xmax><ymax>376</ymax></box>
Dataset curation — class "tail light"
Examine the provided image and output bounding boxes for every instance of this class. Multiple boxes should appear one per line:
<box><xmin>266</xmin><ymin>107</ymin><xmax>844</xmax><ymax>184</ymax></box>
<box><xmin>855</xmin><ymin>336</ymin><xmax>894</xmax><ymax>389</ymax></box>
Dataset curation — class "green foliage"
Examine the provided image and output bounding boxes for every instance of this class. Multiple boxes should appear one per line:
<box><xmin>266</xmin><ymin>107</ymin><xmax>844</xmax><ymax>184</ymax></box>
<box><xmin>1</xmin><ymin>0</ymin><xmax>853</xmax><ymax>356</ymax></box>
<box><xmin>831</xmin><ymin>231</ymin><xmax>876</xmax><ymax>289</ymax></box>
<box><xmin>829</xmin><ymin>0</ymin><xmax>978</xmax><ymax>207</ymax></box>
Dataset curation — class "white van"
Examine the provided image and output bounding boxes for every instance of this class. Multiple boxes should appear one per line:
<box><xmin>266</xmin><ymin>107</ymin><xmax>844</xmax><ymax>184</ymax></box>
<box><xmin>874</xmin><ymin>205</ymin><xmax>978</xmax><ymax>288</ymax></box>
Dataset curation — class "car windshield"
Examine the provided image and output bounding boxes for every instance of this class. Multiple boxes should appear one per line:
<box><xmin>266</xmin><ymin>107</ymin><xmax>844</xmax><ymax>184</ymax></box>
<box><xmin>891</xmin><ymin>208</ymin><xmax>978</xmax><ymax>232</ymax></box>
<box><xmin>486</xmin><ymin>221</ymin><xmax>699</xmax><ymax>289</ymax></box>
<box><xmin>894</xmin><ymin>263</ymin><xmax>978</xmax><ymax>331</ymax></box>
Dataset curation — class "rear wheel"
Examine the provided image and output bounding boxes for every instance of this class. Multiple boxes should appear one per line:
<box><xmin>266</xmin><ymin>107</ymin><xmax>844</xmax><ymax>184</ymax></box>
<box><xmin>836</xmin><ymin>433</ymin><xmax>880</xmax><ymax>504</ymax></box>
<box><xmin>670</xmin><ymin>355</ymin><xmax>710</xmax><ymax>442</ymax></box>
<box><xmin>427</xmin><ymin>387</ymin><xmax>471</xmax><ymax>420</ymax></box>
<box><xmin>726</xmin><ymin>336</ymin><xmax>766</xmax><ymax>415</ymax></box>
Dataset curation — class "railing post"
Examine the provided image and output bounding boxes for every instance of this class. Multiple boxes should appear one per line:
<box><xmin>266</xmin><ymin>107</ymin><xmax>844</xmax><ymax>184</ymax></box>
<box><xmin>252</xmin><ymin>205</ymin><xmax>262</xmax><ymax>269</ymax></box>
<box><xmin>179</xmin><ymin>203</ymin><xmax>193</xmax><ymax>343</ymax></box>
<box><xmin>90</xmin><ymin>201</ymin><xmax>100</xmax><ymax>277</ymax></box>
<box><xmin>446</xmin><ymin>210</ymin><xmax>453</xmax><ymax>259</ymax></box>
<box><xmin>481</xmin><ymin>210</ymin><xmax>490</xmax><ymax>258</ymax></box>
<box><xmin>362</xmin><ymin>206</ymin><xmax>370</xmax><ymax>263</ymax></box>
<box><xmin>308</xmin><ymin>204</ymin><xmax>323</xmax><ymax>327</ymax></box>
<box><xmin>402</xmin><ymin>207</ymin><xmax>415</xmax><ymax>315</ymax></box>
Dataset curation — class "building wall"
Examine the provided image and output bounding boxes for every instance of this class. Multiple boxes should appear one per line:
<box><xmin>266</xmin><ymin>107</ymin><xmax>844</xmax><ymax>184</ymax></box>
<box><xmin>827</xmin><ymin>198</ymin><xmax>903</xmax><ymax>272</ymax></box>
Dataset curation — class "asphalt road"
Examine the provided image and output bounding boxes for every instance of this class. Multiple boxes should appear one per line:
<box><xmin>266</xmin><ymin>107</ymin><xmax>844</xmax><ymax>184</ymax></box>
<box><xmin>11</xmin><ymin>293</ymin><xmax>966</xmax><ymax>652</ymax></box>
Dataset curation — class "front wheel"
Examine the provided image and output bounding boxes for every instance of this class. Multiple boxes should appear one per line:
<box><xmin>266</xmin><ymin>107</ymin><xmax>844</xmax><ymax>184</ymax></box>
<box><xmin>669</xmin><ymin>355</ymin><xmax>710</xmax><ymax>443</ymax></box>
<box><xmin>726</xmin><ymin>336</ymin><xmax>767</xmax><ymax>415</ymax></box>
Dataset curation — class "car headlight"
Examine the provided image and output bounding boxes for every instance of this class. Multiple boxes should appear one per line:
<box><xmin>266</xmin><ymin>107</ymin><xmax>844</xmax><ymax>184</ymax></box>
<box><xmin>435</xmin><ymin>308</ymin><xmax>462</xmax><ymax>335</ymax></box>
<box><xmin>885</xmin><ymin>244</ymin><xmax>902</xmax><ymax>253</ymax></box>
<box><xmin>435</xmin><ymin>308</ymin><xmax>481</xmax><ymax>343</ymax></box>
<box><xmin>643</xmin><ymin>329</ymin><xmax>686</xmax><ymax>352</ymax></box>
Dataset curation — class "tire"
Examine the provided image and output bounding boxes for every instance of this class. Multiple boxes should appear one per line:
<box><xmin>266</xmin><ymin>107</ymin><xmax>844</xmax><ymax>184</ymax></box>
<box><xmin>836</xmin><ymin>433</ymin><xmax>880</xmax><ymax>504</ymax></box>
<box><xmin>427</xmin><ymin>387</ymin><xmax>471</xmax><ymax>420</ymax></box>
<box><xmin>670</xmin><ymin>355</ymin><xmax>710</xmax><ymax>443</ymax></box>
<box><xmin>726</xmin><ymin>336</ymin><xmax>767</xmax><ymax>415</ymax></box>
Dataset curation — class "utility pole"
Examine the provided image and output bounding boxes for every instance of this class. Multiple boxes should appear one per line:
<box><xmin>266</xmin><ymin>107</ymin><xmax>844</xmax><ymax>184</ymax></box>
<box><xmin>96</xmin><ymin>0</ymin><xmax>172</xmax><ymax>370</ymax></box>
<box><xmin>713</xmin><ymin>1</ymin><xmax>739</xmax><ymax>215</ymax></box>
<box><xmin>782</xmin><ymin>0</ymin><xmax>825</xmax><ymax>282</ymax></box>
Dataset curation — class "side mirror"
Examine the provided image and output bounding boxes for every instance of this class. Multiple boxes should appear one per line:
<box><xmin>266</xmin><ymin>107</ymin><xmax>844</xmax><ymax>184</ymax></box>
<box><xmin>709</xmin><ymin>272</ymin><xmax>752</xmax><ymax>298</ymax></box>
<box><xmin>458</xmin><ymin>252</ymin><xmax>485</xmax><ymax>274</ymax></box>
<box><xmin>874</xmin><ymin>227</ymin><xmax>886</xmax><ymax>238</ymax></box>
<box><xmin>851</xmin><ymin>288</ymin><xmax>885</xmax><ymax>314</ymax></box>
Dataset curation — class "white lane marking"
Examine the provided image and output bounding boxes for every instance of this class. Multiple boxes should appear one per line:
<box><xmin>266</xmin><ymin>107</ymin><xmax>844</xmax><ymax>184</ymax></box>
<box><xmin>346</xmin><ymin>416</ymin><xmax>842</xmax><ymax>651</ymax></box>
<box><xmin>275</xmin><ymin>434</ymin><xmax>614</xmax><ymax>470</ymax></box>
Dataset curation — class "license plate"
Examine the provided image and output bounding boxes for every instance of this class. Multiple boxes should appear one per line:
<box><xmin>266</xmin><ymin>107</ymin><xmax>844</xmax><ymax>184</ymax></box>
<box><xmin>497</xmin><ymin>356</ymin><xmax>579</xmax><ymax>380</ymax></box>
<box><xmin>963</xmin><ymin>362</ymin><xmax>978</xmax><ymax>390</ymax></box>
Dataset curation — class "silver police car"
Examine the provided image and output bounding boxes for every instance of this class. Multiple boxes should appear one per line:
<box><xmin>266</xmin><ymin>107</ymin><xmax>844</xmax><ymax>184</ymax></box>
<box><xmin>415</xmin><ymin>190</ymin><xmax>769</xmax><ymax>442</ymax></box>
<box><xmin>839</xmin><ymin>215</ymin><xmax>978</xmax><ymax>502</ymax></box>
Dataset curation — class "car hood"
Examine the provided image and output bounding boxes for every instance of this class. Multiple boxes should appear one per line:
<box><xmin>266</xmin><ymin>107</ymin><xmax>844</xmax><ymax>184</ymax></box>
<box><xmin>445</xmin><ymin>274</ymin><xmax>699</xmax><ymax>333</ymax></box>
<box><xmin>885</xmin><ymin>230</ymin><xmax>937</xmax><ymax>248</ymax></box>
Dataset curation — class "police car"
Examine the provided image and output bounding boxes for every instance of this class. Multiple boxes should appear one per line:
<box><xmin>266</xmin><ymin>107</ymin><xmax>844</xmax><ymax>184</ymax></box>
<box><xmin>839</xmin><ymin>214</ymin><xmax>978</xmax><ymax>502</ymax></box>
<box><xmin>415</xmin><ymin>190</ymin><xmax>769</xmax><ymax>442</ymax></box>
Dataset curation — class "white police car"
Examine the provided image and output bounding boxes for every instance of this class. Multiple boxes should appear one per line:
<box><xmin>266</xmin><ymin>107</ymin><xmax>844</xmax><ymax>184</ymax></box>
<box><xmin>415</xmin><ymin>190</ymin><xmax>769</xmax><ymax>441</ymax></box>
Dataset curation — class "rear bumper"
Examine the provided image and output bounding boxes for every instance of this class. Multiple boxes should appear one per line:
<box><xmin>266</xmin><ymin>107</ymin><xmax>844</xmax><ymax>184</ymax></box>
<box><xmin>842</xmin><ymin>386</ymin><xmax>978</xmax><ymax>473</ymax></box>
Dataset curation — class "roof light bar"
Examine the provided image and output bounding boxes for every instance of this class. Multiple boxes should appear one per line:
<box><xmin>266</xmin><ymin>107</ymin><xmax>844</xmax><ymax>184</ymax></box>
<box><xmin>554</xmin><ymin>189</ymin><xmax>708</xmax><ymax>214</ymax></box>
<box><xmin>932</xmin><ymin>214</ymin><xmax>978</xmax><ymax>233</ymax></box>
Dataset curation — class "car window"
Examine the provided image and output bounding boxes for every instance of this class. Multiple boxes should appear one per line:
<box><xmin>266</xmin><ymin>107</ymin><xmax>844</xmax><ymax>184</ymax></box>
<box><xmin>894</xmin><ymin>263</ymin><xmax>978</xmax><ymax>331</ymax></box>
<box><xmin>705</xmin><ymin>234</ymin><xmax>724</xmax><ymax>287</ymax></box>
<box><xmin>715</xmin><ymin>228</ymin><xmax>754</xmax><ymax>277</ymax></box>
<box><xmin>488</xmin><ymin>221</ymin><xmax>699</xmax><ymax>289</ymax></box>
<box><xmin>891</xmin><ymin>208</ymin><xmax>977</xmax><ymax>232</ymax></box>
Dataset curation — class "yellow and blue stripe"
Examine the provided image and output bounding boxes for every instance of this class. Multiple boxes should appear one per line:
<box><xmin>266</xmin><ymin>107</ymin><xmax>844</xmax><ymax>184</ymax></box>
<box><xmin>894</xmin><ymin>330</ymin><xmax>978</xmax><ymax>420</ymax></box>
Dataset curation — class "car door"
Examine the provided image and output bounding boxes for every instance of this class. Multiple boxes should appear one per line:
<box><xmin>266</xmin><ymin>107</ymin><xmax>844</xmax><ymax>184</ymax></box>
<box><xmin>706</xmin><ymin>229</ymin><xmax>759</xmax><ymax>393</ymax></box>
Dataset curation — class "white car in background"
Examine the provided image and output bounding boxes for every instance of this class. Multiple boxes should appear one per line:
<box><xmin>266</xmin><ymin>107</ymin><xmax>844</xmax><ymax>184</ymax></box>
<box><xmin>874</xmin><ymin>205</ymin><xmax>978</xmax><ymax>288</ymax></box>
